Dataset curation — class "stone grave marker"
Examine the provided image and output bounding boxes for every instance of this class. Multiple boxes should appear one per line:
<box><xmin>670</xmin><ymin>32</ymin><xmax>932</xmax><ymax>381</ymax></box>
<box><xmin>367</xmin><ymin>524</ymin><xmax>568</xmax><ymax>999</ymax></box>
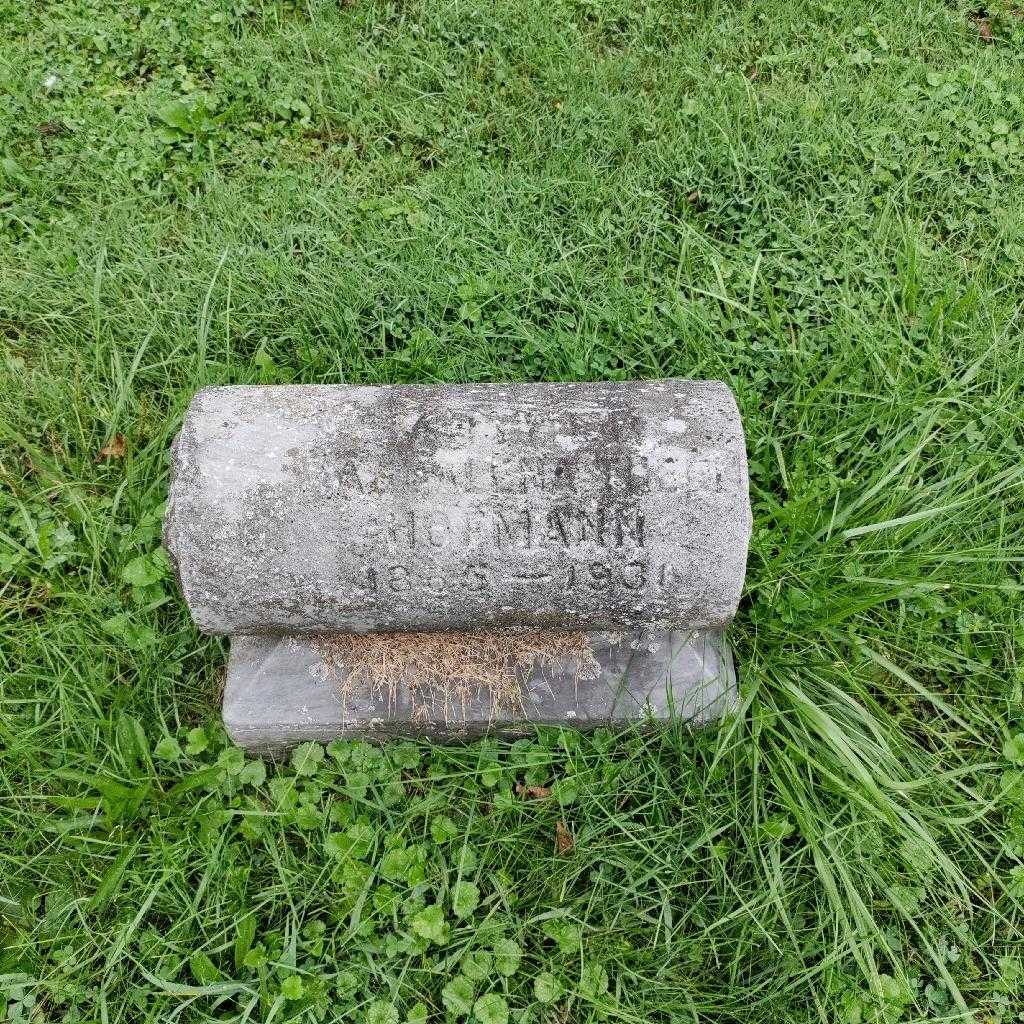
<box><xmin>165</xmin><ymin>381</ymin><xmax>751</xmax><ymax>752</ymax></box>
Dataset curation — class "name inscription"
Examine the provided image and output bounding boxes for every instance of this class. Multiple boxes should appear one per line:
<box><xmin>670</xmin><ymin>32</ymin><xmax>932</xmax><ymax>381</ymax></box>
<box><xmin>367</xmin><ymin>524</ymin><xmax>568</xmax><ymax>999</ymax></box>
<box><xmin>308</xmin><ymin>451</ymin><xmax>732</xmax><ymax>498</ymax></box>
<box><xmin>365</xmin><ymin>505</ymin><xmax>645</xmax><ymax>552</ymax></box>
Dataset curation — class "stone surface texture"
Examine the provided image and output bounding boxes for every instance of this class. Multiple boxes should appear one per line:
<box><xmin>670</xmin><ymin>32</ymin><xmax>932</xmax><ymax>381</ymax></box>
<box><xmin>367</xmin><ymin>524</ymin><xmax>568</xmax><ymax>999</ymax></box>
<box><xmin>223</xmin><ymin>630</ymin><xmax>736</xmax><ymax>753</ymax></box>
<box><xmin>166</xmin><ymin>381</ymin><xmax>751</xmax><ymax>636</ymax></box>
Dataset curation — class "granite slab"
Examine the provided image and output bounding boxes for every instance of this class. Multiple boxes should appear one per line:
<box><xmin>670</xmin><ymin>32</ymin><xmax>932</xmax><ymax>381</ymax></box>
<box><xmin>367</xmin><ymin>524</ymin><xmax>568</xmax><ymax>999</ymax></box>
<box><xmin>223</xmin><ymin>629</ymin><xmax>737</xmax><ymax>754</ymax></box>
<box><xmin>166</xmin><ymin>381</ymin><xmax>751</xmax><ymax>636</ymax></box>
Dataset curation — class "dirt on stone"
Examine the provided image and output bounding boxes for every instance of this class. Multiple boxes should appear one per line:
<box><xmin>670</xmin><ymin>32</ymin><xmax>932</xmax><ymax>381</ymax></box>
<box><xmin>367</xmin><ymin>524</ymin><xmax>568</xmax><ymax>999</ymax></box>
<box><xmin>304</xmin><ymin>629</ymin><xmax>604</xmax><ymax>722</ymax></box>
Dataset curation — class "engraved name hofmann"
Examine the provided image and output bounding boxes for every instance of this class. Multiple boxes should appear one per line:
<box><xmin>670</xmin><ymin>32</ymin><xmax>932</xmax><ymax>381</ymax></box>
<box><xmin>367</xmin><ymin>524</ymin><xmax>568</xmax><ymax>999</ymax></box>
<box><xmin>367</xmin><ymin>506</ymin><xmax>645</xmax><ymax>552</ymax></box>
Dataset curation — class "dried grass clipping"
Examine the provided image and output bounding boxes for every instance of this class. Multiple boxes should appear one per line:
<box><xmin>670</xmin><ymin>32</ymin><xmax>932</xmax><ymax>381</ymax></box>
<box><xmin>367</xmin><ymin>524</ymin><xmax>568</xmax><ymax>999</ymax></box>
<box><xmin>303</xmin><ymin>629</ymin><xmax>601</xmax><ymax>724</ymax></box>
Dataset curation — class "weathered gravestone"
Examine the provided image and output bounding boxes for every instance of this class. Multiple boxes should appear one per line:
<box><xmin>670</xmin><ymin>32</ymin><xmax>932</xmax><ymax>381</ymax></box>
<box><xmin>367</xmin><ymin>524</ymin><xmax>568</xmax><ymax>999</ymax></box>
<box><xmin>165</xmin><ymin>381</ymin><xmax>751</xmax><ymax>752</ymax></box>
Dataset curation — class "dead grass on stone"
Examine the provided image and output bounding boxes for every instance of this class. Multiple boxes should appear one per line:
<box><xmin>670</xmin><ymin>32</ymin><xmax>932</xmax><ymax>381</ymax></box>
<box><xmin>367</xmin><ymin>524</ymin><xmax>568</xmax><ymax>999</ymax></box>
<box><xmin>304</xmin><ymin>629</ymin><xmax>602</xmax><ymax>723</ymax></box>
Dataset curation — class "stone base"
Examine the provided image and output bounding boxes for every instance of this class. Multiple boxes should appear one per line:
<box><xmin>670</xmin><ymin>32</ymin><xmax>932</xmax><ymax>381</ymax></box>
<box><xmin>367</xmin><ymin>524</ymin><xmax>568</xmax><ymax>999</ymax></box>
<box><xmin>223</xmin><ymin>631</ymin><xmax>737</xmax><ymax>755</ymax></box>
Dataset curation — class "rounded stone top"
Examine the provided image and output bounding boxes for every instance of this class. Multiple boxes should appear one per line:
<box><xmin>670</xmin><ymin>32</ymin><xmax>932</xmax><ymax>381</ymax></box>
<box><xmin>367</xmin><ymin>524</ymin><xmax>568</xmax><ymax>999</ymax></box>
<box><xmin>164</xmin><ymin>380</ymin><xmax>751</xmax><ymax>635</ymax></box>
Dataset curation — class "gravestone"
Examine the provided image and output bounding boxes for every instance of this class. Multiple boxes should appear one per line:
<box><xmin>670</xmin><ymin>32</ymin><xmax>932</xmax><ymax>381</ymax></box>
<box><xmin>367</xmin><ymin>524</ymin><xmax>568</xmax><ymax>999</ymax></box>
<box><xmin>165</xmin><ymin>381</ymin><xmax>751</xmax><ymax>752</ymax></box>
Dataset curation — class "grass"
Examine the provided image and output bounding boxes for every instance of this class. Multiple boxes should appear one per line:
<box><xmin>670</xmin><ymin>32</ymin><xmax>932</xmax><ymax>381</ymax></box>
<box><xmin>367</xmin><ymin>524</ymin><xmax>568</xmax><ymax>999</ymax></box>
<box><xmin>1</xmin><ymin>0</ymin><xmax>1023</xmax><ymax>1020</ymax></box>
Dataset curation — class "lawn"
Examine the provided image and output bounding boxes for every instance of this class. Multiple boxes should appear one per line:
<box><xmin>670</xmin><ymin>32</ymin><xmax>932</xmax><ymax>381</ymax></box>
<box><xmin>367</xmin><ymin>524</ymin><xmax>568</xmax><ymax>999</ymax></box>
<box><xmin>2</xmin><ymin>0</ymin><xmax>1023</xmax><ymax>1020</ymax></box>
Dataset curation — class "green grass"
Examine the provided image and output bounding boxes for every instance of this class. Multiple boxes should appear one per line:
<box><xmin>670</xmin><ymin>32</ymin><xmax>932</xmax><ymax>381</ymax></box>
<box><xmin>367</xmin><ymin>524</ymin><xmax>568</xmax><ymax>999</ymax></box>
<box><xmin>2</xmin><ymin>0</ymin><xmax>1024</xmax><ymax>1020</ymax></box>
